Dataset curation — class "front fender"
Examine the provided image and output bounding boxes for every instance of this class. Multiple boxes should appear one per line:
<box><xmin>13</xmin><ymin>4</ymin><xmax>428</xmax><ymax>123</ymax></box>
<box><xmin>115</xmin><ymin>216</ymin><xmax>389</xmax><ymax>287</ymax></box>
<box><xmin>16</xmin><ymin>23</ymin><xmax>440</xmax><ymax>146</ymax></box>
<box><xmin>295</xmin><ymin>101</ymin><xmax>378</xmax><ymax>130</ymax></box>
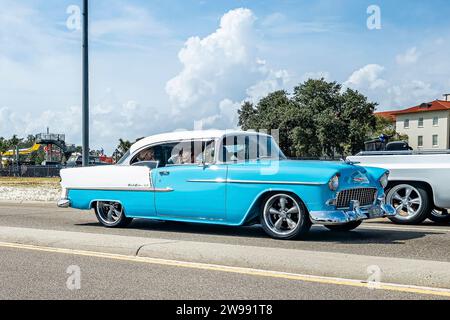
<box><xmin>362</xmin><ymin>166</ymin><xmax>388</xmax><ymax>182</ymax></box>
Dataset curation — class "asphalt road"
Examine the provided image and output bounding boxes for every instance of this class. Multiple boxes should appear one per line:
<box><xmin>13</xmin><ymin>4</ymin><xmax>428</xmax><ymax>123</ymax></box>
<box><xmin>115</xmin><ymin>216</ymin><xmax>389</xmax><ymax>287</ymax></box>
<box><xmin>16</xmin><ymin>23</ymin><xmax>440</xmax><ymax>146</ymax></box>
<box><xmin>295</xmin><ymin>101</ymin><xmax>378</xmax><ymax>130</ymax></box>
<box><xmin>0</xmin><ymin>246</ymin><xmax>439</xmax><ymax>300</ymax></box>
<box><xmin>0</xmin><ymin>202</ymin><xmax>449</xmax><ymax>300</ymax></box>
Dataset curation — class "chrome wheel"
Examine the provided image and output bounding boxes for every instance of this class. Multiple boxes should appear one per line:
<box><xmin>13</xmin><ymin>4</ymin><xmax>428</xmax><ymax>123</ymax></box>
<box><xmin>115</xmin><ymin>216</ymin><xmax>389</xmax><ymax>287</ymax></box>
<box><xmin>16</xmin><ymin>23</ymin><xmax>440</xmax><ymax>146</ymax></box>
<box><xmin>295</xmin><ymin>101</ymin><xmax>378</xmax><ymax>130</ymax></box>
<box><xmin>96</xmin><ymin>201</ymin><xmax>123</xmax><ymax>225</ymax></box>
<box><xmin>263</xmin><ymin>194</ymin><xmax>301</xmax><ymax>236</ymax></box>
<box><xmin>387</xmin><ymin>184</ymin><xmax>423</xmax><ymax>221</ymax></box>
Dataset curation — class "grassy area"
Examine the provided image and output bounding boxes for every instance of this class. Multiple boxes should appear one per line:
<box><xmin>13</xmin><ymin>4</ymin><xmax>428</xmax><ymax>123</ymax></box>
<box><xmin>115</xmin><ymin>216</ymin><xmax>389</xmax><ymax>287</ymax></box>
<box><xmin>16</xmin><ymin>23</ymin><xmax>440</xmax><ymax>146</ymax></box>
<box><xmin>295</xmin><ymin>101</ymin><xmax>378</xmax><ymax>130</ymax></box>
<box><xmin>0</xmin><ymin>177</ymin><xmax>60</xmax><ymax>187</ymax></box>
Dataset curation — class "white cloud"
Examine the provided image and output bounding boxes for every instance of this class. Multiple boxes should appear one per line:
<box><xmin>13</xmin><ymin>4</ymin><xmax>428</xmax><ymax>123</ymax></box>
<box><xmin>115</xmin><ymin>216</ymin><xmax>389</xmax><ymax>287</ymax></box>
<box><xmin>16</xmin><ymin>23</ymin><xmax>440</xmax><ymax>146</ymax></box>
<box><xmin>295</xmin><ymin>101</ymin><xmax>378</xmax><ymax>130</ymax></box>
<box><xmin>261</xmin><ymin>12</ymin><xmax>334</xmax><ymax>35</ymax></box>
<box><xmin>344</xmin><ymin>64</ymin><xmax>387</xmax><ymax>90</ymax></box>
<box><xmin>91</xmin><ymin>5</ymin><xmax>169</xmax><ymax>41</ymax></box>
<box><xmin>386</xmin><ymin>80</ymin><xmax>439</xmax><ymax>107</ymax></box>
<box><xmin>2</xmin><ymin>5</ymin><xmax>293</xmax><ymax>153</ymax></box>
<box><xmin>245</xmin><ymin>60</ymin><xmax>290</xmax><ymax>103</ymax></box>
<box><xmin>165</xmin><ymin>8</ymin><xmax>290</xmax><ymax>129</ymax></box>
<box><xmin>396</xmin><ymin>47</ymin><xmax>420</xmax><ymax>65</ymax></box>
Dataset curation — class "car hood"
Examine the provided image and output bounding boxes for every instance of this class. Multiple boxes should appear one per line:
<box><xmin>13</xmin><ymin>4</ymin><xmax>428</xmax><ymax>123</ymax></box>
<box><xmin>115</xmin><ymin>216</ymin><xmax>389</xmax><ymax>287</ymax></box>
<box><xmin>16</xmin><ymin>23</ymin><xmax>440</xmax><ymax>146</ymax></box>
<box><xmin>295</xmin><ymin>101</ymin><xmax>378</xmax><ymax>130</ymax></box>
<box><xmin>229</xmin><ymin>159</ymin><xmax>385</xmax><ymax>186</ymax></box>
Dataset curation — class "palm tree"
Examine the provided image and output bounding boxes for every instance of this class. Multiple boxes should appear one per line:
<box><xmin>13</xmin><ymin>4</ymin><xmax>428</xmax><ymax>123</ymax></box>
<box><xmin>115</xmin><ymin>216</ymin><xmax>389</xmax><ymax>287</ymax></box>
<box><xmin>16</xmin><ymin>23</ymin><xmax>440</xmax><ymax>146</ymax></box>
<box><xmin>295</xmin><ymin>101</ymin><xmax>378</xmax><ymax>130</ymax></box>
<box><xmin>0</xmin><ymin>137</ymin><xmax>8</xmax><ymax>169</ymax></box>
<box><xmin>115</xmin><ymin>138</ymin><xmax>132</xmax><ymax>160</ymax></box>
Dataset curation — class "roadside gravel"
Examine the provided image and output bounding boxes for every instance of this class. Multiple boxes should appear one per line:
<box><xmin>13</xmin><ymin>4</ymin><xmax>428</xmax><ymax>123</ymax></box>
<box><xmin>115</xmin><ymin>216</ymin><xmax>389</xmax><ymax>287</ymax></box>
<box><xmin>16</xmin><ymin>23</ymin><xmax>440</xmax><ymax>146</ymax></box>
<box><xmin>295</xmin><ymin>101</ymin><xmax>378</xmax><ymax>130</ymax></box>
<box><xmin>0</xmin><ymin>178</ymin><xmax>60</xmax><ymax>202</ymax></box>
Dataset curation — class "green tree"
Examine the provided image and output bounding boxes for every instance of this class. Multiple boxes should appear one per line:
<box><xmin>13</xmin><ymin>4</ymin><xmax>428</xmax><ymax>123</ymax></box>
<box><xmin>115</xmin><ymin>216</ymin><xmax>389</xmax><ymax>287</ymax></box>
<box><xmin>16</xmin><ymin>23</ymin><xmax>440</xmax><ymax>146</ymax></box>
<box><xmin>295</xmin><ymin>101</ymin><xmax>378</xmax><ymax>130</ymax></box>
<box><xmin>237</xmin><ymin>101</ymin><xmax>259</xmax><ymax>129</ymax></box>
<box><xmin>239</xmin><ymin>91</ymin><xmax>298</xmax><ymax>156</ymax></box>
<box><xmin>115</xmin><ymin>138</ymin><xmax>132</xmax><ymax>159</ymax></box>
<box><xmin>371</xmin><ymin>115</ymin><xmax>408</xmax><ymax>142</ymax></box>
<box><xmin>0</xmin><ymin>137</ymin><xmax>9</xmax><ymax>168</ymax></box>
<box><xmin>8</xmin><ymin>135</ymin><xmax>22</xmax><ymax>148</ymax></box>
<box><xmin>237</xmin><ymin>78</ymin><xmax>378</xmax><ymax>158</ymax></box>
<box><xmin>340</xmin><ymin>88</ymin><xmax>377</xmax><ymax>155</ymax></box>
<box><xmin>291</xmin><ymin>79</ymin><xmax>345</xmax><ymax>158</ymax></box>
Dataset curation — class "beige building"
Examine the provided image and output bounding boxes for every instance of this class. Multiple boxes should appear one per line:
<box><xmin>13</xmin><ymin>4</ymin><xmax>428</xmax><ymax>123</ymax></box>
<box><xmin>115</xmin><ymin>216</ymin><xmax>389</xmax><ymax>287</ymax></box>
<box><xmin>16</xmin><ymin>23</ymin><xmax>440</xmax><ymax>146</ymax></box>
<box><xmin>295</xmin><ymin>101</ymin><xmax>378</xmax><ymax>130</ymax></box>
<box><xmin>376</xmin><ymin>99</ymin><xmax>450</xmax><ymax>150</ymax></box>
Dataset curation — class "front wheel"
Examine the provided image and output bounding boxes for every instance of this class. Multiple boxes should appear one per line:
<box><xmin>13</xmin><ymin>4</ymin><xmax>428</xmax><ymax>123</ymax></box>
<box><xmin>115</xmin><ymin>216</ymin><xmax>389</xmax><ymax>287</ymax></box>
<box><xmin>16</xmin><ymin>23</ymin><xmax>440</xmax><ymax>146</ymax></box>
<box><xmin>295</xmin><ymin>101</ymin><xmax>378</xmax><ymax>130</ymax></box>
<box><xmin>260</xmin><ymin>193</ymin><xmax>311</xmax><ymax>240</ymax></box>
<box><xmin>428</xmin><ymin>208</ymin><xmax>450</xmax><ymax>224</ymax></box>
<box><xmin>325</xmin><ymin>221</ymin><xmax>362</xmax><ymax>232</ymax></box>
<box><xmin>386</xmin><ymin>183</ymin><xmax>431</xmax><ymax>225</ymax></box>
<box><xmin>94</xmin><ymin>201</ymin><xmax>133</xmax><ymax>228</ymax></box>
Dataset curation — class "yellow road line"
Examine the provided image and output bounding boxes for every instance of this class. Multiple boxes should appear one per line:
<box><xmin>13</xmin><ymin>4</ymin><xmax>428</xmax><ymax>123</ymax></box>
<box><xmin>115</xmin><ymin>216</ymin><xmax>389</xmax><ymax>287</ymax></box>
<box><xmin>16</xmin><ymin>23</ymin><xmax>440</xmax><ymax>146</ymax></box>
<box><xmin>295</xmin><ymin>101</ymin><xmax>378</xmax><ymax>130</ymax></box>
<box><xmin>1</xmin><ymin>241</ymin><xmax>450</xmax><ymax>298</ymax></box>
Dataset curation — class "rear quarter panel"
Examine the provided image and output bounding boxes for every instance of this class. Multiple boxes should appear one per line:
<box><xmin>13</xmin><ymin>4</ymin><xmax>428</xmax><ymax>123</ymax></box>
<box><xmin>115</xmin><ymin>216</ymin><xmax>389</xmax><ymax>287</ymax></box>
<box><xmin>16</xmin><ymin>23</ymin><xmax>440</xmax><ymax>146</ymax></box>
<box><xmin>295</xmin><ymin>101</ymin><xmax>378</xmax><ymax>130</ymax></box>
<box><xmin>61</xmin><ymin>165</ymin><xmax>156</xmax><ymax>217</ymax></box>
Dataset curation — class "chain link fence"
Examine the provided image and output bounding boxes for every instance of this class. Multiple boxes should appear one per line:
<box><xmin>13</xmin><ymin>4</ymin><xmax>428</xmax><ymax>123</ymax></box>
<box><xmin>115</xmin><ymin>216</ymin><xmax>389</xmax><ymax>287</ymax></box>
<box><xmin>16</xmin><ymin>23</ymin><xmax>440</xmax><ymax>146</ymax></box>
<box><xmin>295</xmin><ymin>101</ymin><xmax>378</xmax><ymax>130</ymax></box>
<box><xmin>0</xmin><ymin>165</ymin><xmax>62</xmax><ymax>177</ymax></box>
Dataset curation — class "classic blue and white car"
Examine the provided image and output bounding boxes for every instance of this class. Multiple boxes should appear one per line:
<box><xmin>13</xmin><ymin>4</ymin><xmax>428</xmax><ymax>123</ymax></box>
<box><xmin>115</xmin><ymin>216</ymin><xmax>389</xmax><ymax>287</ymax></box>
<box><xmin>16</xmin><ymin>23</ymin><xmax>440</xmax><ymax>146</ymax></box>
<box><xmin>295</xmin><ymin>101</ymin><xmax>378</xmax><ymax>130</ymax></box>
<box><xmin>58</xmin><ymin>130</ymin><xmax>395</xmax><ymax>240</ymax></box>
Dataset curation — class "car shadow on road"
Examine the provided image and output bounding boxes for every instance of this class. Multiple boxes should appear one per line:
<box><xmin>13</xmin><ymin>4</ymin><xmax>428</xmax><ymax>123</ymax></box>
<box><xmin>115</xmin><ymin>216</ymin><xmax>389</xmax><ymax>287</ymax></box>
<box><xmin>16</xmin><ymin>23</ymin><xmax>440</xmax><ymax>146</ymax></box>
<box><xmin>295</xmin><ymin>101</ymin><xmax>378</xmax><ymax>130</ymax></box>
<box><xmin>305</xmin><ymin>226</ymin><xmax>438</xmax><ymax>244</ymax></box>
<box><xmin>75</xmin><ymin>219</ymin><xmax>440</xmax><ymax>244</ymax></box>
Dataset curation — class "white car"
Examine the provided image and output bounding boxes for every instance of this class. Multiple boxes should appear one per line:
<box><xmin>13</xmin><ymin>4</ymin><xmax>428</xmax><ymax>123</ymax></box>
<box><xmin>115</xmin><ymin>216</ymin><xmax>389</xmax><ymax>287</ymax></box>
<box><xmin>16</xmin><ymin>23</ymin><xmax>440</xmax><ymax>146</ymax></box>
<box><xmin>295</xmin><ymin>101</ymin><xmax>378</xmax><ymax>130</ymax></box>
<box><xmin>348</xmin><ymin>150</ymin><xmax>450</xmax><ymax>224</ymax></box>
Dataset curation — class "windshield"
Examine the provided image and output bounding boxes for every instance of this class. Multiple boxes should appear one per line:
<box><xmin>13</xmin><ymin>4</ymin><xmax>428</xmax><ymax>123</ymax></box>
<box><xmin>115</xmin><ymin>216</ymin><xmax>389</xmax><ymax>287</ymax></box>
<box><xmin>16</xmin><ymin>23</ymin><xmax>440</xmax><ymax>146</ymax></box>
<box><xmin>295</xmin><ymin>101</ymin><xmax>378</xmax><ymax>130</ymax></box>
<box><xmin>67</xmin><ymin>155</ymin><xmax>79</xmax><ymax>163</ymax></box>
<box><xmin>221</xmin><ymin>134</ymin><xmax>286</xmax><ymax>162</ymax></box>
<box><xmin>116</xmin><ymin>150</ymin><xmax>130</xmax><ymax>165</ymax></box>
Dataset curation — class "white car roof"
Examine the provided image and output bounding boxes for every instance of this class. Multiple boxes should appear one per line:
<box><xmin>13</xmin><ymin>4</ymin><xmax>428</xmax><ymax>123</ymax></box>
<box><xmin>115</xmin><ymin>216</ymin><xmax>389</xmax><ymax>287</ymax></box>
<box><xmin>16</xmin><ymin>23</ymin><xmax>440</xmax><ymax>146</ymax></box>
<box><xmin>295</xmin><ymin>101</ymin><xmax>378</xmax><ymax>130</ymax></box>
<box><xmin>129</xmin><ymin>130</ymin><xmax>270</xmax><ymax>154</ymax></box>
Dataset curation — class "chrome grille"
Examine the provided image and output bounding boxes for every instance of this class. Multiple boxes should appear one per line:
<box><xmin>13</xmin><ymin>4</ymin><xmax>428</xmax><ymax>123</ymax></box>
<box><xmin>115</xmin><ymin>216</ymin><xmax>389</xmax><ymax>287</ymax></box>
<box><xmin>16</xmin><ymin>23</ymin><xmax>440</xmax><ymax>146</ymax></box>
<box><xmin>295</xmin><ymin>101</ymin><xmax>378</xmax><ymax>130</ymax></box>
<box><xmin>336</xmin><ymin>188</ymin><xmax>377</xmax><ymax>209</ymax></box>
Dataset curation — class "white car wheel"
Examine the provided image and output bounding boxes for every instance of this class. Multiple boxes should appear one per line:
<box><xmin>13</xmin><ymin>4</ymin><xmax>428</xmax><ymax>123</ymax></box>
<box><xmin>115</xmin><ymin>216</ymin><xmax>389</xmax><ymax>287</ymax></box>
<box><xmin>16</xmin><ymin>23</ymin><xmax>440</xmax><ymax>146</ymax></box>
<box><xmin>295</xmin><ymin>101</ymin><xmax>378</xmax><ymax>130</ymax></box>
<box><xmin>386</xmin><ymin>184</ymin><xmax>430</xmax><ymax>225</ymax></box>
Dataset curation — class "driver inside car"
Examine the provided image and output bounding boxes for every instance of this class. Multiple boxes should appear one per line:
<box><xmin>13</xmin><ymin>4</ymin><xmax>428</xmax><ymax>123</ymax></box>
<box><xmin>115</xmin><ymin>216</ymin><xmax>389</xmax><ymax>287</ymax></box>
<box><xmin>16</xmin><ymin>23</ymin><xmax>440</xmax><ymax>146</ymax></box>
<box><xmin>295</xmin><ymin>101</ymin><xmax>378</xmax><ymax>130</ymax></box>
<box><xmin>136</xmin><ymin>148</ymin><xmax>155</xmax><ymax>162</ymax></box>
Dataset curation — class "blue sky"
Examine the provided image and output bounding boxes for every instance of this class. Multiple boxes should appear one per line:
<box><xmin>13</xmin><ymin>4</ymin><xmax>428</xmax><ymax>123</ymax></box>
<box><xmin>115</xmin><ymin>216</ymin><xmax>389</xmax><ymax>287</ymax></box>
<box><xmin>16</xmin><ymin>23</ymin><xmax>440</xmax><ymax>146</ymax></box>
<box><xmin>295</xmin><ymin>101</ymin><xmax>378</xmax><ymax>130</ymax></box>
<box><xmin>1</xmin><ymin>0</ymin><xmax>449</xmax><ymax>152</ymax></box>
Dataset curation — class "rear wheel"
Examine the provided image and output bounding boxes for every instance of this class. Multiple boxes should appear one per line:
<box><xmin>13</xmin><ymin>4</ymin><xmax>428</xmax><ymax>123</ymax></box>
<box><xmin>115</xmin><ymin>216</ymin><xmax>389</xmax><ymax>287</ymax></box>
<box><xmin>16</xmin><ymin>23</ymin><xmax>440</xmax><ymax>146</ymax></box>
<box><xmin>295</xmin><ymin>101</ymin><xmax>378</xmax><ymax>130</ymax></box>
<box><xmin>428</xmin><ymin>208</ymin><xmax>450</xmax><ymax>224</ymax></box>
<box><xmin>325</xmin><ymin>221</ymin><xmax>362</xmax><ymax>232</ymax></box>
<box><xmin>386</xmin><ymin>183</ymin><xmax>431</xmax><ymax>225</ymax></box>
<box><xmin>260</xmin><ymin>193</ymin><xmax>311</xmax><ymax>240</ymax></box>
<box><xmin>94</xmin><ymin>201</ymin><xmax>133</xmax><ymax>228</ymax></box>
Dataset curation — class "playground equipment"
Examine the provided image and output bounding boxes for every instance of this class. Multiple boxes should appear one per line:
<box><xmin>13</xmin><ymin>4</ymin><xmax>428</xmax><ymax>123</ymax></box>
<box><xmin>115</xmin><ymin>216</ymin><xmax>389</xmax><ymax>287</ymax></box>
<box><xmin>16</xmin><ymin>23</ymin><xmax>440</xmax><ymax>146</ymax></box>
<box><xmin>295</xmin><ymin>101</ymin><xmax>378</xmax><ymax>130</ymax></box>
<box><xmin>1</xmin><ymin>143</ymin><xmax>41</xmax><ymax>157</ymax></box>
<box><xmin>35</xmin><ymin>133</ymin><xmax>77</xmax><ymax>160</ymax></box>
<box><xmin>1</xmin><ymin>131</ymin><xmax>77</xmax><ymax>166</ymax></box>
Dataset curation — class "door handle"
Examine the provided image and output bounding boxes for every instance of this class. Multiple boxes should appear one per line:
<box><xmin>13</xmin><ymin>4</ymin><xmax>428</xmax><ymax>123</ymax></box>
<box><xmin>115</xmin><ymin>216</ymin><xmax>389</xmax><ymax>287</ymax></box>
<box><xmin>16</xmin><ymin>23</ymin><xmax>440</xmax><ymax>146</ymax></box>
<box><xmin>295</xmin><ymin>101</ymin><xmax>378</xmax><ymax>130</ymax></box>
<box><xmin>159</xmin><ymin>171</ymin><xmax>170</xmax><ymax>176</ymax></box>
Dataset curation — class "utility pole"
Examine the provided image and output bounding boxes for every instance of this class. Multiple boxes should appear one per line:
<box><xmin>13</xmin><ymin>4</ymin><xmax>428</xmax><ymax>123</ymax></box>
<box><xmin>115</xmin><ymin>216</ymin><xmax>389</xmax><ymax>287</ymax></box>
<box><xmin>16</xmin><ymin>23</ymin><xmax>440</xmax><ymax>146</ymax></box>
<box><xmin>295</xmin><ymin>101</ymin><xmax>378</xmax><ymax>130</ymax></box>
<box><xmin>82</xmin><ymin>0</ymin><xmax>90</xmax><ymax>166</ymax></box>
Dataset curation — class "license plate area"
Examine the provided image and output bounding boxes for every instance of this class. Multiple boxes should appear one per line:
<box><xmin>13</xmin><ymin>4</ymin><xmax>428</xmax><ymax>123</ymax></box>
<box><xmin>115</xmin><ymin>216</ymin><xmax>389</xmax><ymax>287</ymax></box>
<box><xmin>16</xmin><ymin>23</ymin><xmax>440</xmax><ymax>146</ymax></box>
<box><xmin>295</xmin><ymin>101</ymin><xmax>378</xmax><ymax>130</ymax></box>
<box><xmin>367</xmin><ymin>207</ymin><xmax>383</xmax><ymax>218</ymax></box>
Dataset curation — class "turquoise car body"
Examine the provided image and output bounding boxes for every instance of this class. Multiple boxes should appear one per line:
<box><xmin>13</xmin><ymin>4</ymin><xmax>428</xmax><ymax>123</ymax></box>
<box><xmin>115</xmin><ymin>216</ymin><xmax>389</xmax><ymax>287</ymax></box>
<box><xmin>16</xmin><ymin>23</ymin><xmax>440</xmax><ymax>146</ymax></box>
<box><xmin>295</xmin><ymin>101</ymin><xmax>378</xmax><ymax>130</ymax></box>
<box><xmin>65</xmin><ymin>159</ymin><xmax>390</xmax><ymax>226</ymax></box>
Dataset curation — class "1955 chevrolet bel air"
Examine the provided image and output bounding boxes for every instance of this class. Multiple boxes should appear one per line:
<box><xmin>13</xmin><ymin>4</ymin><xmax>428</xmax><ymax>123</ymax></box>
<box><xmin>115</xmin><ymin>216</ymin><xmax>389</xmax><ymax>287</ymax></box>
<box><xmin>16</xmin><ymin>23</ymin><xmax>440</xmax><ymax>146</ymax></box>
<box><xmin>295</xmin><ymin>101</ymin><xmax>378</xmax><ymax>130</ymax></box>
<box><xmin>58</xmin><ymin>130</ymin><xmax>396</xmax><ymax>240</ymax></box>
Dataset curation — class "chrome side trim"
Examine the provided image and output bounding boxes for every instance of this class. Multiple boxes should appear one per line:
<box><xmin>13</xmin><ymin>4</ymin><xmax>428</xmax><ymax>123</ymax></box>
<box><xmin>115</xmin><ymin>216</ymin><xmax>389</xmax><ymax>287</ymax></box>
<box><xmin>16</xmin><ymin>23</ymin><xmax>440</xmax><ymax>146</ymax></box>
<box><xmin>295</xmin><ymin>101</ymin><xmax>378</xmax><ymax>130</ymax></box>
<box><xmin>67</xmin><ymin>186</ymin><xmax>173</xmax><ymax>192</ymax></box>
<box><xmin>229</xmin><ymin>179</ymin><xmax>322</xmax><ymax>186</ymax></box>
<box><xmin>187</xmin><ymin>179</ymin><xmax>323</xmax><ymax>186</ymax></box>
<box><xmin>187</xmin><ymin>178</ymin><xmax>226</xmax><ymax>183</ymax></box>
<box><xmin>153</xmin><ymin>187</ymin><xmax>174</xmax><ymax>192</ymax></box>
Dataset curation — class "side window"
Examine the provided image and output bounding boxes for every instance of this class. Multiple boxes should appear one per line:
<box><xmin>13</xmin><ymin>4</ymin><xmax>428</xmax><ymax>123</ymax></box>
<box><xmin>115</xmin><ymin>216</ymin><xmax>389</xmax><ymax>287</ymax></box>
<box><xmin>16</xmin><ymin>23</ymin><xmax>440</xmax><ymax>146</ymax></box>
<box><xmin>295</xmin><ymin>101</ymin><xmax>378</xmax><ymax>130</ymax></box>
<box><xmin>167</xmin><ymin>139</ymin><xmax>216</xmax><ymax>166</ymax></box>
<box><xmin>202</xmin><ymin>140</ymin><xmax>216</xmax><ymax>164</ymax></box>
<box><xmin>131</xmin><ymin>143</ymin><xmax>177</xmax><ymax>167</ymax></box>
<box><xmin>131</xmin><ymin>140</ymin><xmax>216</xmax><ymax>167</ymax></box>
<box><xmin>131</xmin><ymin>147</ymin><xmax>157</xmax><ymax>165</ymax></box>
<box><xmin>221</xmin><ymin>135</ymin><xmax>245</xmax><ymax>162</ymax></box>
<box><xmin>220</xmin><ymin>134</ymin><xmax>285</xmax><ymax>163</ymax></box>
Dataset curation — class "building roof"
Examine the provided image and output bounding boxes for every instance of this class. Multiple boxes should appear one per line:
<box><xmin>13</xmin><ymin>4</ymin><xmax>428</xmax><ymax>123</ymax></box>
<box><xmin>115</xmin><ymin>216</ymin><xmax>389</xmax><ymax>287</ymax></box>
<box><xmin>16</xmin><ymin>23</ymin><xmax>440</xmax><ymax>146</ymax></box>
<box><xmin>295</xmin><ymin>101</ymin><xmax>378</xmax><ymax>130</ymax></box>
<box><xmin>375</xmin><ymin>100</ymin><xmax>450</xmax><ymax>121</ymax></box>
<box><xmin>374</xmin><ymin>111</ymin><xmax>396</xmax><ymax>122</ymax></box>
<box><xmin>129</xmin><ymin>130</ymin><xmax>270</xmax><ymax>154</ymax></box>
<box><xmin>391</xmin><ymin>100</ymin><xmax>450</xmax><ymax>115</ymax></box>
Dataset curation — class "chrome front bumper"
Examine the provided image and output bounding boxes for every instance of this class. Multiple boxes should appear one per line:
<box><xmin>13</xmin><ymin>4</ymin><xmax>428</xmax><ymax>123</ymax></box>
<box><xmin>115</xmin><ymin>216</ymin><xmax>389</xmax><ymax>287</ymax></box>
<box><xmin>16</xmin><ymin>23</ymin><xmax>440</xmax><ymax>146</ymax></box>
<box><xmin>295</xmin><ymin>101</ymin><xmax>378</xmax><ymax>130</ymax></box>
<box><xmin>309</xmin><ymin>200</ymin><xmax>396</xmax><ymax>225</ymax></box>
<box><xmin>57</xmin><ymin>199</ymin><xmax>71</xmax><ymax>208</ymax></box>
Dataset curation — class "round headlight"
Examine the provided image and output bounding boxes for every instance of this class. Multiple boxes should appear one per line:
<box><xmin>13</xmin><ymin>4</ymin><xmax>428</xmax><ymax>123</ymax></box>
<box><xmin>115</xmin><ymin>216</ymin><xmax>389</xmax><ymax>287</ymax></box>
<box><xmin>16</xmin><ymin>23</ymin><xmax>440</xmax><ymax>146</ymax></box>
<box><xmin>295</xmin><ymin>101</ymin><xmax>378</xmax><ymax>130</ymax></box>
<box><xmin>379</xmin><ymin>172</ymin><xmax>389</xmax><ymax>189</ymax></box>
<box><xmin>328</xmin><ymin>174</ymin><xmax>340</xmax><ymax>191</ymax></box>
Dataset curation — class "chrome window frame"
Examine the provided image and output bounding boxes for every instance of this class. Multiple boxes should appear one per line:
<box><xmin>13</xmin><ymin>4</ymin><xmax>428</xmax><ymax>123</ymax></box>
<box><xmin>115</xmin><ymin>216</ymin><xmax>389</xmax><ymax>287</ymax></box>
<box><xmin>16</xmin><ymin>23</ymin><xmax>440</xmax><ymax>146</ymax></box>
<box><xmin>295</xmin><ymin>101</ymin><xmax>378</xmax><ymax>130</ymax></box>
<box><xmin>216</xmin><ymin>133</ymin><xmax>286</xmax><ymax>165</ymax></box>
<box><xmin>125</xmin><ymin>138</ymin><xmax>220</xmax><ymax>167</ymax></box>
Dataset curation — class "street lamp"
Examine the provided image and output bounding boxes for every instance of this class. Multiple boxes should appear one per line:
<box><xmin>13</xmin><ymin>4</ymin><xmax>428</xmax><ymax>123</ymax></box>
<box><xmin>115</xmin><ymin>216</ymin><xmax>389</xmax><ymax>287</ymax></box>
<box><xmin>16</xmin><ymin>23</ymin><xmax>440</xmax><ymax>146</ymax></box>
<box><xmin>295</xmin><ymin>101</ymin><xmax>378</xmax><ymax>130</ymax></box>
<box><xmin>82</xmin><ymin>0</ymin><xmax>89</xmax><ymax>166</ymax></box>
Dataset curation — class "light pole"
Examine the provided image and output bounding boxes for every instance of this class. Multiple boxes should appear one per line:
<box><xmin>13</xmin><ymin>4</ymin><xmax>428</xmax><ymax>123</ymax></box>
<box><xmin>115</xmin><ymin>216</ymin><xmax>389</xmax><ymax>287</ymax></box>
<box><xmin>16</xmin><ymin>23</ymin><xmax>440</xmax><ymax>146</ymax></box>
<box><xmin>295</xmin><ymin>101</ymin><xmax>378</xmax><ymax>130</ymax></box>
<box><xmin>82</xmin><ymin>0</ymin><xmax>89</xmax><ymax>166</ymax></box>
